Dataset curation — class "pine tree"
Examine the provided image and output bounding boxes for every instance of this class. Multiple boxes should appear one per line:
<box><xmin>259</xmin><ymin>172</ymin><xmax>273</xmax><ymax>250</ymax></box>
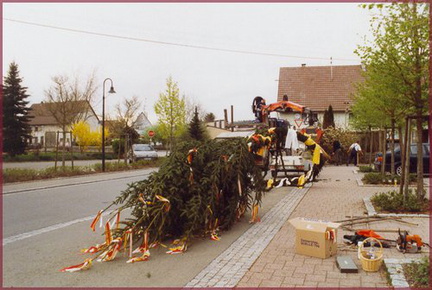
<box><xmin>322</xmin><ymin>108</ymin><xmax>329</xmax><ymax>129</ymax></box>
<box><xmin>204</xmin><ymin>112</ymin><xmax>216</xmax><ymax>122</ymax></box>
<box><xmin>188</xmin><ymin>107</ymin><xmax>205</xmax><ymax>141</ymax></box>
<box><xmin>60</xmin><ymin>138</ymin><xmax>265</xmax><ymax>271</ymax></box>
<box><xmin>328</xmin><ymin>105</ymin><xmax>335</xmax><ymax>128</ymax></box>
<box><xmin>2</xmin><ymin>62</ymin><xmax>32</xmax><ymax>156</ymax></box>
<box><xmin>322</xmin><ymin>105</ymin><xmax>335</xmax><ymax>129</ymax></box>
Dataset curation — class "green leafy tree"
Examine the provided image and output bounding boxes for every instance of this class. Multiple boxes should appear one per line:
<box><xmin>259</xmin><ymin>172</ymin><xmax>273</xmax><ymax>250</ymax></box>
<box><xmin>354</xmin><ymin>3</ymin><xmax>429</xmax><ymax>197</ymax></box>
<box><xmin>2</xmin><ymin>62</ymin><xmax>32</xmax><ymax>156</ymax></box>
<box><xmin>137</xmin><ymin>125</ymin><xmax>164</xmax><ymax>146</ymax></box>
<box><xmin>154</xmin><ymin>77</ymin><xmax>187</xmax><ymax>151</ymax></box>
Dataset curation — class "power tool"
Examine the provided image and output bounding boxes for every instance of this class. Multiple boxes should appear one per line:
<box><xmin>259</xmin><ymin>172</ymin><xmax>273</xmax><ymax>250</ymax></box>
<box><xmin>396</xmin><ymin>229</ymin><xmax>425</xmax><ymax>253</ymax></box>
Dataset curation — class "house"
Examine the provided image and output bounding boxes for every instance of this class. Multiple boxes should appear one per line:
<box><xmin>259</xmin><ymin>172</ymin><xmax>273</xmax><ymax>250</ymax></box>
<box><xmin>277</xmin><ymin>64</ymin><xmax>365</xmax><ymax>129</ymax></box>
<box><xmin>28</xmin><ymin>100</ymin><xmax>99</xmax><ymax>147</ymax></box>
<box><xmin>132</xmin><ymin>112</ymin><xmax>152</xmax><ymax>136</ymax></box>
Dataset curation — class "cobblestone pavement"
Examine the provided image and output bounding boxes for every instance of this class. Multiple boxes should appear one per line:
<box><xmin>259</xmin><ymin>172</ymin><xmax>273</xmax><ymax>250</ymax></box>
<box><xmin>186</xmin><ymin>165</ymin><xmax>430</xmax><ymax>288</ymax></box>
<box><xmin>186</xmin><ymin>185</ymin><xmax>310</xmax><ymax>287</ymax></box>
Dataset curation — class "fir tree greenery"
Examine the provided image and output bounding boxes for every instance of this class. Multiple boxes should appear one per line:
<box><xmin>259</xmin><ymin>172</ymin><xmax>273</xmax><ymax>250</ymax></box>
<box><xmin>2</xmin><ymin>62</ymin><xmax>32</xmax><ymax>156</ymax></box>
<box><xmin>204</xmin><ymin>112</ymin><xmax>216</xmax><ymax>122</ymax></box>
<box><xmin>188</xmin><ymin>107</ymin><xmax>205</xmax><ymax>141</ymax></box>
<box><xmin>322</xmin><ymin>105</ymin><xmax>335</xmax><ymax>129</ymax></box>
<box><xmin>65</xmin><ymin>139</ymin><xmax>265</xmax><ymax>269</ymax></box>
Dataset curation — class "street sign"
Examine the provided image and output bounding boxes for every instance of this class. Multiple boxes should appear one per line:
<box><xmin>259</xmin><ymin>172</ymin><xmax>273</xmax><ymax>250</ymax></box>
<box><xmin>148</xmin><ymin>130</ymin><xmax>155</xmax><ymax>138</ymax></box>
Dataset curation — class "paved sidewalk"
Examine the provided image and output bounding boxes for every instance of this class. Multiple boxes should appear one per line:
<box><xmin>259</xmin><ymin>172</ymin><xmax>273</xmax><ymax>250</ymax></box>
<box><xmin>186</xmin><ymin>165</ymin><xmax>430</xmax><ymax>288</ymax></box>
<box><xmin>186</xmin><ymin>185</ymin><xmax>310</xmax><ymax>287</ymax></box>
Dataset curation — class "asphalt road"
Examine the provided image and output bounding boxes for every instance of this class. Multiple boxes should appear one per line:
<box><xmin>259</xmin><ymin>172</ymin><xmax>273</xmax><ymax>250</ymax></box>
<box><xmin>2</xmin><ymin>169</ymin><xmax>289</xmax><ymax>287</ymax></box>
<box><xmin>2</xmin><ymin>151</ymin><xmax>168</xmax><ymax>170</ymax></box>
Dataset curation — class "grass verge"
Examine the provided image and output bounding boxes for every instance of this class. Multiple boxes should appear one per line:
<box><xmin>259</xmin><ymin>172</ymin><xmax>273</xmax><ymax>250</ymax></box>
<box><xmin>3</xmin><ymin>159</ymin><xmax>164</xmax><ymax>183</ymax></box>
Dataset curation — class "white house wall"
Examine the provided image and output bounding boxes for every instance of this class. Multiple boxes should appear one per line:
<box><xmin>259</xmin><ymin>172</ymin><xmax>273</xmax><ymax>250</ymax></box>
<box><xmin>278</xmin><ymin>112</ymin><xmax>351</xmax><ymax>130</ymax></box>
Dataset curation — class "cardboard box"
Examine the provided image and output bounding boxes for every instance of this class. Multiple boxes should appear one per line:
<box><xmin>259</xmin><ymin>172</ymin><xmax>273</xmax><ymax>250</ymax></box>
<box><xmin>289</xmin><ymin>217</ymin><xmax>341</xmax><ymax>259</ymax></box>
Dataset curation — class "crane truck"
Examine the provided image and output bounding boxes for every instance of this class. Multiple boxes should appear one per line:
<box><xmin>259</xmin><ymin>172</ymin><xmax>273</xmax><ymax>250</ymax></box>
<box><xmin>249</xmin><ymin>95</ymin><xmax>327</xmax><ymax>182</ymax></box>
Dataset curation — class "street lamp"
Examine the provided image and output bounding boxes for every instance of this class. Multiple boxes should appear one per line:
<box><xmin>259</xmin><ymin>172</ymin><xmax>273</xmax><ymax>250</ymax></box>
<box><xmin>102</xmin><ymin>78</ymin><xmax>116</xmax><ymax>172</ymax></box>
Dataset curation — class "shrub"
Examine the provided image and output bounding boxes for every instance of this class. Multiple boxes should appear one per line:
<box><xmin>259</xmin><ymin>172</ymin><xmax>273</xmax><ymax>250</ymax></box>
<box><xmin>359</xmin><ymin>165</ymin><xmax>374</xmax><ymax>173</ymax></box>
<box><xmin>111</xmin><ymin>139</ymin><xmax>126</xmax><ymax>155</ymax></box>
<box><xmin>362</xmin><ymin>172</ymin><xmax>418</xmax><ymax>185</ymax></box>
<box><xmin>3</xmin><ymin>168</ymin><xmax>39</xmax><ymax>183</ymax></box>
<box><xmin>371</xmin><ymin>189</ymin><xmax>429</xmax><ymax>213</ymax></box>
<box><xmin>362</xmin><ymin>172</ymin><xmax>383</xmax><ymax>184</ymax></box>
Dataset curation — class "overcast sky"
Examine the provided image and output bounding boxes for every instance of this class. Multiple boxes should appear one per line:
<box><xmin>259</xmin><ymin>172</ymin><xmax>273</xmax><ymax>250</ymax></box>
<box><xmin>3</xmin><ymin>2</ymin><xmax>373</xmax><ymax>124</ymax></box>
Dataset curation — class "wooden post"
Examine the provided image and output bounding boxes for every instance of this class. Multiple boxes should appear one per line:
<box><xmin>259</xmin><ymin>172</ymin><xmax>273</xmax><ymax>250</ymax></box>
<box><xmin>124</xmin><ymin>135</ymin><xmax>128</xmax><ymax>164</ymax></box>
<box><xmin>55</xmin><ymin>131</ymin><xmax>59</xmax><ymax>170</ymax></box>
<box><xmin>118</xmin><ymin>135</ymin><xmax>122</xmax><ymax>166</ymax></box>
<box><xmin>70</xmin><ymin>131</ymin><xmax>74</xmax><ymax>169</ymax></box>
<box><xmin>44</xmin><ymin>132</ymin><xmax>47</xmax><ymax>153</ymax></box>
<box><xmin>224</xmin><ymin>109</ymin><xmax>228</xmax><ymax>129</ymax></box>
<box><xmin>231</xmin><ymin>105</ymin><xmax>234</xmax><ymax>132</ymax></box>
<box><xmin>368</xmin><ymin>126</ymin><xmax>373</xmax><ymax>166</ymax></box>
<box><xmin>381</xmin><ymin>129</ymin><xmax>386</xmax><ymax>176</ymax></box>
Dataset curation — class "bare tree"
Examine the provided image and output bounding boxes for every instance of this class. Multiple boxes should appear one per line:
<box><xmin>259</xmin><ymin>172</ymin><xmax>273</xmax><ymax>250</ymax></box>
<box><xmin>110</xmin><ymin>96</ymin><xmax>142</xmax><ymax>159</ymax></box>
<box><xmin>114</xmin><ymin>96</ymin><xmax>142</xmax><ymax>129</ymax></box>
<box><xmin>44</xmin><ymin>73</ymin><xmax>97</xmax><ymax>167</ymax></box>
<box><xmin>184</xmin><ymin>95</ymin><xmax>207</xmax><ymax>123</ymax></box>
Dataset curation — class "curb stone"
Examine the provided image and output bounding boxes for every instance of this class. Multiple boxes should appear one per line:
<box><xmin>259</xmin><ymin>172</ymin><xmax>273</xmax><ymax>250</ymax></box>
<box><xmin>363</xmin><ymin>197</ymin><xmax>429</xmax><ymax>218</ymax></box>
<box><xmin>384</xmin><ymin>258</ymin><xmax>421</xmax><ymax>288</ymax></box>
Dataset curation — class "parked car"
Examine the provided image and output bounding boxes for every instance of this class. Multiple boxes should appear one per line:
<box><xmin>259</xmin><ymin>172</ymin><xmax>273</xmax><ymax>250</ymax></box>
<box><xmin>128</xmin><ymin>144</ymin><xmax>158</xmax><ymax>163</ymax></box>
<box><xmin>384</xmin><ymin>143</ymin><xmax>430</xmax><ymax>176</ymax></box>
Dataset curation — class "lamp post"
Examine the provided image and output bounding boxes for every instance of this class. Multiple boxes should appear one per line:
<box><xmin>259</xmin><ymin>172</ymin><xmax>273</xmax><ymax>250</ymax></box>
<box><xmin>102</xmin><ymin>78</ymin><xmax>116</xmax><ymax>172</ymax></box>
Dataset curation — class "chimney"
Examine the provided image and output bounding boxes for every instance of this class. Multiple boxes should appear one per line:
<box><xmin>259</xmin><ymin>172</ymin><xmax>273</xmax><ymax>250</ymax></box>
<box><xmin>330</xmin><ymin>57</ymin><xmax>333</xmax><ymax>81</ymax></box>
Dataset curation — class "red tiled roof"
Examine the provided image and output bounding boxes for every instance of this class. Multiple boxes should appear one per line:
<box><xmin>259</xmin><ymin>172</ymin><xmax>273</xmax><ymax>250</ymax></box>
<box><xmin>277</xmin><ymin>65</ymin><xmax>364</xmax><ymax>112</ymax></box>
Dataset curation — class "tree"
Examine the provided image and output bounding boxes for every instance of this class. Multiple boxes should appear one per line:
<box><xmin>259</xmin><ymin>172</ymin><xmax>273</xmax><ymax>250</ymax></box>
<box><xmin>188</xmin><ymin>107</ymin><xmax>207</xmax><ymax>141</ymax></box>
<box><xmin>60</xmin><ymin>138</ymin><xmax>264</xmax><ymax>271</ymax></box>
<box><xmin>354</xmin><ymin>3</ymin><xmax>429</xmax><ymax>197</ymax></box>
<box><xmin>154</xmin><ymin>77</ymin><xmax>187</xmax><ymax>151</ymax></box>
<box><xmin>109</xmin><ymin>96</ymin><xmax>142</xmax><ymax>155</ymax></box>
<box><xmin>72</xmin><ymin>121</ymin><xmax>107</xmax><ymax>152</ymax></box>
<box><xmin>323</xmin><ymin>105</ymin><xmax>335</xmax><ymax>129</ymax></box>
<box><xmin>204</xmin><ymin>112</ymin><xmax>216</xmax><ymax>123</ymax></box>
<box><xmin>114</xmin><ymin>96</ymin><xmax>142</xmax><ymax>132</ymax></box>
<box><xmin>45</xmin><ymin>73</ymin><xmax>97</xmax><ymax>166</ymax></box>
<box><xmin>71</xmin><ymin>121</ymin><xmax>92</xmax><ymax>153</ymax></box>
<box><xmin>184</xmin><ymin>95</ymin><xmax>207</xmax><ymax>123</ymax></box>
<box><xmin>138</xmin><ymin>124</ymin><xmax>164</xmax><ymax>146</ymax></box>
<box><xmin>2</xmin><ymin>62</ymin><xmax>32</xmax><ymax>156</ymax></box>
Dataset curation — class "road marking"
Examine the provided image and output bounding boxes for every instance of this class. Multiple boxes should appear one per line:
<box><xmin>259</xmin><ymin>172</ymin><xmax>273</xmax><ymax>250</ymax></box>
<box><xmin>3</xmin><ymin>212</ymin><xmax>110</xmax><ymax>246</ymax></box>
